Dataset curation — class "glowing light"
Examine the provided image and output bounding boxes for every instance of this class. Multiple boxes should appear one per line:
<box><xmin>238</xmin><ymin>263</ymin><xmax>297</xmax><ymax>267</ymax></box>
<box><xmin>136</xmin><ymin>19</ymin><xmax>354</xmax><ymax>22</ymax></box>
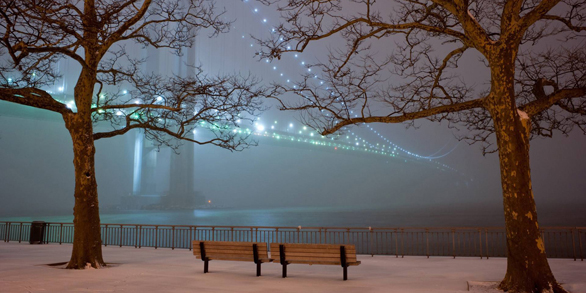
<box><xmin>289</xmin><ymin>123</ymin><xmax>293</xmax><ymax>128</ymax></box>
<box><xmin>122</xmin><ymin>90</ymin><xmax>128</xmax><ymax>95</ymax></box>
<box><xmin>58</xmin><ymin>86</ymin><xmax>64</xmax><ymax>92</ymax></box>
<box><xmin>256</xmin><ymin>124</ymin><xmax>265</xmax><ymax>132</ymax></box>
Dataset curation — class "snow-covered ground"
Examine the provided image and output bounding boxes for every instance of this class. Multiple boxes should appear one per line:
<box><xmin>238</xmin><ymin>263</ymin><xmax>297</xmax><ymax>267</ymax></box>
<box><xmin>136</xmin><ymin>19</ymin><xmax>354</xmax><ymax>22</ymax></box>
<box><xmin>0</xmin><ymin>242</ymin><xmax>584</xmax><ymax>292</ymax></box>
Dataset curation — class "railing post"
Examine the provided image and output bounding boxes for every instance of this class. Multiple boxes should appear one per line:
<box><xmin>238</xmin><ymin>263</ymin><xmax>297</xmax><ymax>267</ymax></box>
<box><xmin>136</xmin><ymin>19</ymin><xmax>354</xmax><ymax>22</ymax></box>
<box><xmin>425</xmin><ymin>229</ymin><xmax>429</xmax><ymax>258</ymax></box>
<box><xmin>43</xmin><ymin>223</ymin><xmax>48</xmax><ymax>244</ymax></box>
<box><xmin>369</xmin><ymin>227</ymin><xmax>373</xmax><ymax>257</ymax></box>
<box><xmin>346</xmin><ymin>228</ymin><xmax>350</xmax><ymax>246</ymax></box>
<box><xmin>395</xmin><ymin>229</ymin><xmax>399</xmax><ymax>258</ymax></box>
<box><xmin>452</xmin><ymin>229</ymin><xmax>456</xmax><ymax>259</ymax></box>
<box><xmin>18</xmin><ymin>223</ymin><xmax>23</xmax><ymax>243</ymax></box>
<box><xmin>479</xmin><ymin>228</ymin><xmax>482</xmax><ymax>259</ymax></box>
<box><xmin>297</xmin><ymin>226</ymin><xmax>301</xmax><ymax>243</ymax></box>
<box><xmin>571</xmin><ymin>228</ymin><xmax>576</xmax><ymax>261</ymax></box>
<box><xmin>6</xmin><ymin>222</ymin><xmax>10</xmax><ymax>243</ymax></box>
<box><xmin>119</xmin><ymin>225</ymin><xmax>123</xmax><ymax>247</ymax></box>
<box><xmin>135</xmin><ymin>225</ymin><xmax>138</xmax><ymax>248</ymax></box>
<box><xmin>104</xmin><ymin>225</ymin><xmax>108</xmax><ymax>247</ymax></box>
<box><xmin>401</xmin><ymin>229</ymin><xmax>404</xmax><ymax>258</ymax></box>
<box><xmin>138</xmin><ymin>225</ymin><xmax>142</xmax><ymax>248</ymax></box>
<box><xmin>211</xmin><ymin>227</ymin><xmax>215</xmax><ymax>241</ymax></box>
<box><xmin>485</xmin><ymin>229</ymin><xmax>489</xmax><ymax>259</ymax></box>
<box><xmin>155</xmin><ymin>226</ymin><xmax>158</xmax><ymax>249</ymax></box>
<box><xmin>189</xmin><ymin>227</ymin><xmax>193</xmax><ymax>251</ymax></box>
<box><xmin>579</xmin><ymin>229</ymin><xmax>583</xmax><ymax>261</ymax></box>
<box><xmin>171</xmin><ymin>226</ymin><xmax>175</xmax><ymax>250</ymax></box>
<box><xmin>59</xmin><ymin>223</ymin><xmax>63</xmax><ymax>245</ymax></box>
<box><xmin>275</xmin><ymin>228</ymin><xmax>279</xmax><ymax>243</ymax></box>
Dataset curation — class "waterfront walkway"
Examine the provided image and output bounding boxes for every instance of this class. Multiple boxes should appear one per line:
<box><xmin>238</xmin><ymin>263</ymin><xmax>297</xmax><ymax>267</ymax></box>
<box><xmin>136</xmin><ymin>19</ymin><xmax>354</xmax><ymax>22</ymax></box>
<box><xmin>0</xmin><ymin>243</ymin><xmax>584</xmax><ymax>292</ymax></box>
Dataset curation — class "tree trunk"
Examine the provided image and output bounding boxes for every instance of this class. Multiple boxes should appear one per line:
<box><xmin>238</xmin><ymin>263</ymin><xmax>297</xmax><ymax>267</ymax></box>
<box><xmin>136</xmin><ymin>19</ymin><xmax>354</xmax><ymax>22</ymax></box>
<box><xmin>62</xmin><ymin>62</ymin><xmax>106</xmax><ymax>269</ymax></box>
<box><xmin>63</xmin><ymin>113</ymin><xmax>105</xmax><ymax>269</ymax></box>
<box><xmin>488</xmin><ymin>52</ymin><xmax>565</xmax><ymax>293</ymax></box>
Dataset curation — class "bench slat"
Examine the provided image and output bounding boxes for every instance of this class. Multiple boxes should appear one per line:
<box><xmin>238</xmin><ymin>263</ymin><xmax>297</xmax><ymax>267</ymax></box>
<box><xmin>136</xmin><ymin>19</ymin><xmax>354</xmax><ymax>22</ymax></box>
<box><xmin>194</xmin><ymin>250</ymin><xmax>269</xmax><ymax>257</ymax></box>
<box><xmin>193</xmin><ymin>247</ymin><xmax>269</xmax><ymax>253</ymax></box>
<box><xmin>273</xmin><ymin>251</ymin><xmax>356</xmax><ymax>257</ymax></box>
<box><xmin>194</xmin><ymin>241</ymin><xmax>268</xmax><ymax>247</ymax></box>
<box><xmin>274</xmin><ymin>255</ymin><xmax>356</xmax><ymax>262</ymax></box>
<box><xmin>270</xmin><ymin>243</ymin><xmax>355</xmax><ymax>249</ymax></box>
<box><xmin>270</xmin><ymin>247</ymin><xmax>356</xmax><ymax>254</ymax></box>
<box><xmin>193</xmin><ymin>241</ymin><xmax>269</xmax><ymax>258</ymax></box>
<box><xmin>195</xmin><ymin>255</ymin><xmax>272</xmax><ymax>262</ymax></box>
<box><xmin>284</xmin><ymin>260</ymin><xmax>361</xmax><ymax>266</ymax></box>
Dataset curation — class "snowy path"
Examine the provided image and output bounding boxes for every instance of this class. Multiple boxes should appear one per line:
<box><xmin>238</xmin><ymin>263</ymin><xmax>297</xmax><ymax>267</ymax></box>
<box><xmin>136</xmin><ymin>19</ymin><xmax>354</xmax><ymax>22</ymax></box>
<box><xmin>0</xmin><ymin>243</ymin><xmax>584</xmax><ymax>292</ymax></box>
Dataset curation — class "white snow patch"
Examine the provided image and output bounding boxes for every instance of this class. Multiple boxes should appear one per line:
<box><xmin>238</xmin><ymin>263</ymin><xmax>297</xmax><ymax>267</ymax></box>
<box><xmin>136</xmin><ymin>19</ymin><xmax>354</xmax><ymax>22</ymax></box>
<box><xmin>467</xmin><ymin>281</ymin><xmax>501</xmax><ymax>292</ymax></box>
<box><xmin>468</xmin><ymin>10</ymin><xmax>477</xmax><ymax>22</ymax></box>
<box><xmin>1</xmin><ymin>243</ymin><xmax>584</xmax><ymax>293</ymax></box>
<box><xmin>517</xmin><ymin>109</ymin><xmax>529</xmax><ymax>120</ymax></box>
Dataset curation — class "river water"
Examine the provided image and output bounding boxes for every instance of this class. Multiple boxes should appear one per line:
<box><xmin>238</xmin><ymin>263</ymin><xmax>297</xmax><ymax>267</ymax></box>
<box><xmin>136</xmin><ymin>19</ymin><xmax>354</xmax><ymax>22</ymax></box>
<box><xmin>1</xmin><ymin>205</ymin><xmax>584</xmax><ymax>227</ymax></box>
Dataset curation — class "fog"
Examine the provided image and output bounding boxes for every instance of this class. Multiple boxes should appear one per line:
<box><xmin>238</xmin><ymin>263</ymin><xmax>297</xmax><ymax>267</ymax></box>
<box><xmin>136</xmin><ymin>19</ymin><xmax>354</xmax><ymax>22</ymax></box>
<box><xmin>0</xmin><ymin>1</ymin><xmax>585</xmax><ymax>226</ymax></box>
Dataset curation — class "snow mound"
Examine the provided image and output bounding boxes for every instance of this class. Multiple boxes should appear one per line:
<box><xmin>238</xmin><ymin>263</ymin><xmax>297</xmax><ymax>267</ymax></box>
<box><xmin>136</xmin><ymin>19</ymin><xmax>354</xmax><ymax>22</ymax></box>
<box><xmin>467</xmin><ymin>281</ymin><xmax>501</xmax><ymax>292</ymax></box>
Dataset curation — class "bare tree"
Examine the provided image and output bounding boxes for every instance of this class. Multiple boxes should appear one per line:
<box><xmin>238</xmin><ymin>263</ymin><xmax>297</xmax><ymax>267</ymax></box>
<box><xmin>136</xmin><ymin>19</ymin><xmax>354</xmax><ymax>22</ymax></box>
<box><xmin>0</xmin><ymin>0</ymin><xmax>268</xmax><ymax>269</ymax></box>
<box><xmin>256</xmin><ymin>0</ymin><xmax>586</xmax><ymax>292</ymax></box>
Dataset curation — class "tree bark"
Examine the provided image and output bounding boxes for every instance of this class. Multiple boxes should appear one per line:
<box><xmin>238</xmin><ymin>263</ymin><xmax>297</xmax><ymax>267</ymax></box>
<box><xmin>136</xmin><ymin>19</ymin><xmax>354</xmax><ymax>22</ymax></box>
<box><xmin>488</xmin><ymin>49</ymin><xmax>565</xmax><ymax>293</ymax></box>
<box><xmin>62</xmin><ymin>64</ymin><xmax>106</xmax><ymax>269</ymax></box>
<box><xmin>63</xmin><ymin>113</ymin><xmax>105</xmax><ymax>269</ymax></box>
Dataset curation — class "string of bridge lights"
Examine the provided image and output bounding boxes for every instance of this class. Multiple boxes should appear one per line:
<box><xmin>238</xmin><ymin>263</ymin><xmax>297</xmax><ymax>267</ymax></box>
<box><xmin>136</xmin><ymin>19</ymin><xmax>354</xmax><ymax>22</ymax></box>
<box><xmin>238</xmin><ymin>0</ymin><xmax>458</xmax><ymax>171</ymax></box>
<box><xmin>24</xmin><ymin>1</ymin><xmax>457</xmax><ymax>172</ymax></box>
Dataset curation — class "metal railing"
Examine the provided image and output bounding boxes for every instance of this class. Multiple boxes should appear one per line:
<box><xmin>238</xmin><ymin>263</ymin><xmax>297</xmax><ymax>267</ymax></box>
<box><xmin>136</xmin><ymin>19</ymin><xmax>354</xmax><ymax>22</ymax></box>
<box><xmin>1</xmin><ymin>222</ymin><xmax>584</xmax><ymax>260</ymax></box>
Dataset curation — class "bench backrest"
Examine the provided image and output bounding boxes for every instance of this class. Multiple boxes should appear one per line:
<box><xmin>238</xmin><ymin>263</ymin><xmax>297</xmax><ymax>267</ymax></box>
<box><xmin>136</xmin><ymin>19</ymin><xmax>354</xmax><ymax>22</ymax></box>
<box><xmin>192</xmin><ymin>241</ymin><xmax>269</xmax><ymax>261</ymax></box>
<box><xmin>270</xmin><ymin>243</ymin><xmax>358</xmax><ymax>263</ymax></box>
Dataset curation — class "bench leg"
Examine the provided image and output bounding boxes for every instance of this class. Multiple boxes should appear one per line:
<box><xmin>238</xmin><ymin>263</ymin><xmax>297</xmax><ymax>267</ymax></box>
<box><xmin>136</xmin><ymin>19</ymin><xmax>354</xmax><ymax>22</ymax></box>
<box><xmin>343</xmin><ymin>265</ymin><xmax>348</xmax><ymax>281</ymax></box>
<box><xmin>282</xmin><ymin>264</ymin><xmax>287</xmax><ymax>278</ymax></box>
<box><xmin>256</xmin><ymin>262</ymin><xmax>261</xmax><ymax>277</ymax></box>
<box><xmin>204</xmin><ymin>259</ymin><xmax>209</xmax><ymax>273</ymax></box>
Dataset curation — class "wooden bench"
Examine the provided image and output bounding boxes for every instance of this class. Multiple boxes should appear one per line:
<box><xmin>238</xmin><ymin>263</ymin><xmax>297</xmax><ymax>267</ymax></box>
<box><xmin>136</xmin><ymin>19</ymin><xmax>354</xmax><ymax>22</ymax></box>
<box><xmin>192</xmin><ymin>241</ymin><xmax>273</xmax><ymax>276</ymax></box>
<box><xmin>270</xmin><ymin>243</ymin><xmax>361</xmax><ymax>280</ymax></box>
